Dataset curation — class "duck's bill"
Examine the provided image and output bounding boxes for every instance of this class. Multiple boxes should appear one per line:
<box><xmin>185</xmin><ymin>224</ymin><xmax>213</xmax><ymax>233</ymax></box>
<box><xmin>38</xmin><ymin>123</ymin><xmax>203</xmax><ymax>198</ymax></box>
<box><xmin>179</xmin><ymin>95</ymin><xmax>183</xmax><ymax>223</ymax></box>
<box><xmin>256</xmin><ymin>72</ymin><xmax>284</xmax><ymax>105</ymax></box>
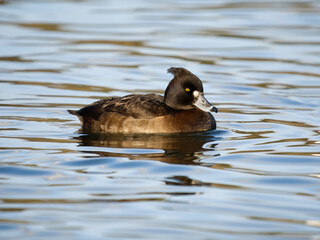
<box><xmin>193</xmin><ymin>91</ymin><xmax>218</xmax><ymax>113</ymax></box>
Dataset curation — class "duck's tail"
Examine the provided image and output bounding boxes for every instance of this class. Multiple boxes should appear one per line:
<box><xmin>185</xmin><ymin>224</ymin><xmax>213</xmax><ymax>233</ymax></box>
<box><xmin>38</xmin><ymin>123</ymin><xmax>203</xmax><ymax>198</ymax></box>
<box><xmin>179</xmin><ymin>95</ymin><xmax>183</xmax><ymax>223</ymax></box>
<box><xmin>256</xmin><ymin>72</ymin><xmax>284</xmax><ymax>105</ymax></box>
<box><xmin>68</xmin><ymin>109</ymin><xmax>84</xmax><ymax>124</ymax></box>
<box><xmin>67</xmin><ymin>109</ymin><xmax>78</xmax><ymax>116</ymax></box>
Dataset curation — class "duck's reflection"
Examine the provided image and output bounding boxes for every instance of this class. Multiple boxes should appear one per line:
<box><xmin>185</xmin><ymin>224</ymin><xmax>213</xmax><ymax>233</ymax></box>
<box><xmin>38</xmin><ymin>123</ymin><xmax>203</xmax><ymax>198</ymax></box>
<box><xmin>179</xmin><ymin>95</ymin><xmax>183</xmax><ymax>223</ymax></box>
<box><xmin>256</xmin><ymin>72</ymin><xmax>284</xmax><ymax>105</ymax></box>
<box><xmin>75</xmin><ymin>132</ymin><xmax>219</xmax><ymax>165</ymax></box>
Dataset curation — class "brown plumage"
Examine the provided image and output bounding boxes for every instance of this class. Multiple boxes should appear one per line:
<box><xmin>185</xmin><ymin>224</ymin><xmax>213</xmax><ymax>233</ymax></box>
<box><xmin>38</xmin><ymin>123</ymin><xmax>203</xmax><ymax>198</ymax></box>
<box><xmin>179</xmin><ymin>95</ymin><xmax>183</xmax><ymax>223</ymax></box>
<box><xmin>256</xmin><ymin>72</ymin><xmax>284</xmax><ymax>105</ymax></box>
<box><xmin>68</xmin><ymin>67</ymin><xmax>218</xmax><ymax>134</ymax></box>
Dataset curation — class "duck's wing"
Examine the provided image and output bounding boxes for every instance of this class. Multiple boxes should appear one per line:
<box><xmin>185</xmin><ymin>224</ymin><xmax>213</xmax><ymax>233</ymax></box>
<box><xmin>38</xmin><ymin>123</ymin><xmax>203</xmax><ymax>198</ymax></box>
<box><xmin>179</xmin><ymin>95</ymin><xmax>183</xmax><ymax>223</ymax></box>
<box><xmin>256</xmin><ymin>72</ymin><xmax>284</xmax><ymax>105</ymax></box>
<box><xmin>68</xmin><ymin>97</ymin><xmax>120</xmax><ymax>121</ymax></box>
<box><xmin>102</xmin><ymin>94</ymin><xmax>169</xmax><ymax>119</ymax></box>
<box><xmin>68</xmin><ymin>94</ymin><xmax>169</xmax><ymax>121</ymax></box>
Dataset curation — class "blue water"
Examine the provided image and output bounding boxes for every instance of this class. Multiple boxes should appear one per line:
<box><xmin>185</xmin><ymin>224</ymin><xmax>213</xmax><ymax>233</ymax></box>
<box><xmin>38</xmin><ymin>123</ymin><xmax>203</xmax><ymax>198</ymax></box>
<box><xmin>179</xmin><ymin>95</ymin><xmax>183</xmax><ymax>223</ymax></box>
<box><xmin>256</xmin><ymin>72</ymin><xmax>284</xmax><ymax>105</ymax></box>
<box><xmin>0</xmin><ymin>0</ymin><xmax>320</xmax><ymax>239</ymax></box>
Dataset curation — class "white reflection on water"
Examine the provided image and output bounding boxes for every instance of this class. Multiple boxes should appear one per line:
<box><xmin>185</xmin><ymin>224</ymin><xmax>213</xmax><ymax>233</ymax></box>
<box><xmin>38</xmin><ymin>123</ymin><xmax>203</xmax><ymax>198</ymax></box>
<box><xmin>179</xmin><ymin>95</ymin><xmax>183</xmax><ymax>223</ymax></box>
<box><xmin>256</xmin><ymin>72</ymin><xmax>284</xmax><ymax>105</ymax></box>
<box><xmin>0</xmin><ymin>0</ymin><xmax>320</xmax><ymax>239</ymax></box>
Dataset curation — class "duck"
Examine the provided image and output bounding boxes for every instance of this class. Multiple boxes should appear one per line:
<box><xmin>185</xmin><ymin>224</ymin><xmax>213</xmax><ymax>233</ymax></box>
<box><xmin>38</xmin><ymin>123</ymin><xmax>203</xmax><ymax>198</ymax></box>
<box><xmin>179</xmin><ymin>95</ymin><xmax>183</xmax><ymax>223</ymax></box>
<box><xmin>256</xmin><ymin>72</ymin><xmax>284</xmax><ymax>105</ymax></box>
<box><xmin>68</xmin><ymin>67</ymin><xmax>218</xmax><ymax>134</ymax></box>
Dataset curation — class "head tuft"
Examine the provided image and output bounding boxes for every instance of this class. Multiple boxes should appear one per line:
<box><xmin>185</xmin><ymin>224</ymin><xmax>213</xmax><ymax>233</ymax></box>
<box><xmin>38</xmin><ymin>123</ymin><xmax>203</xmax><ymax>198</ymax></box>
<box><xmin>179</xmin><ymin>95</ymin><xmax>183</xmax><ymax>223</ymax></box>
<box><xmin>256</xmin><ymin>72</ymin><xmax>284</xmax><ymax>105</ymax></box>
<box><xmin>167</xmin><ymin>67</ymin><xmax>191</xmax><ymax>77</ymax></box>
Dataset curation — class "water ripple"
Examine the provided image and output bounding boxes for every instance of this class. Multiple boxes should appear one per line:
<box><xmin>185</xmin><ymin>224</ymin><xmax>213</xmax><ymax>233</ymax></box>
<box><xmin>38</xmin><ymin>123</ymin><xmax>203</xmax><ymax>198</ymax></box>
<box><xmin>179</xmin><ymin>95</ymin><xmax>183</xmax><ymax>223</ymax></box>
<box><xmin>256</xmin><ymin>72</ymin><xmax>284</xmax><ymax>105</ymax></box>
<box><xmin>0</xmin><ymin>0</ymin><xmax>320</xmax><ymax>239</ymax></box>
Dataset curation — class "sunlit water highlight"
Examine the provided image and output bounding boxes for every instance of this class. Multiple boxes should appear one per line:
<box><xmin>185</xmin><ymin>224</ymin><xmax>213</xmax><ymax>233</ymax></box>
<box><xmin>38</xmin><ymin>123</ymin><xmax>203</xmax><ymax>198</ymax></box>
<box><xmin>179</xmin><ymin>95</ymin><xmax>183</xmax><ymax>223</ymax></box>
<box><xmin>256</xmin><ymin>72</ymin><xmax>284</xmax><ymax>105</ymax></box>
<box><xmin>0</xmin><ymin>0</ymin><xmax>320</xmax><ymax>239</ymax></box>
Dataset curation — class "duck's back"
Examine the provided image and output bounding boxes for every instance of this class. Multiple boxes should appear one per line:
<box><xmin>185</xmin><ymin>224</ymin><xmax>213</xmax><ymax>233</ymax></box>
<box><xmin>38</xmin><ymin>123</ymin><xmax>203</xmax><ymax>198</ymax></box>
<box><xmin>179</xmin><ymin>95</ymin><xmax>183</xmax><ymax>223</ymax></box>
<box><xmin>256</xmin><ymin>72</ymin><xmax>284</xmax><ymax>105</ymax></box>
<box><xmin>102</xmin><ymin>94</ymin><xmax>169</xmax><ymax>119</ymax></box>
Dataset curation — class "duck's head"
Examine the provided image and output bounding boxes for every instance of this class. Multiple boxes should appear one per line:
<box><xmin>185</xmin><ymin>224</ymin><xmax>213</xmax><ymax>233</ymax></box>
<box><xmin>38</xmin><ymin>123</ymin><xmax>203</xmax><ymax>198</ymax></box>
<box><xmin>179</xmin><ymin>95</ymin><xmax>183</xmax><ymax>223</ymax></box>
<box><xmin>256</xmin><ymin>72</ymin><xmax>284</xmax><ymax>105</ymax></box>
<box><xmin>164</xmin><ymin>67</ymin><xmax>218</xmax><ymax>113</ymax></box>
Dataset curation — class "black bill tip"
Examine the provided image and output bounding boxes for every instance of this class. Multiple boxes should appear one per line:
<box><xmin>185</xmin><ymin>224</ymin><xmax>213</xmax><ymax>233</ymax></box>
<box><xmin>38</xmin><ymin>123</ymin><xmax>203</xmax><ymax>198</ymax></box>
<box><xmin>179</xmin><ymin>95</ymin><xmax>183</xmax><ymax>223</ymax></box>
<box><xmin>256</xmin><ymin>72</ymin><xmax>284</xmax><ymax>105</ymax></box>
<box><xmin>211</xmin><ymin>106</ymin><xmax>218</xmax><ymax>113</ymax></box>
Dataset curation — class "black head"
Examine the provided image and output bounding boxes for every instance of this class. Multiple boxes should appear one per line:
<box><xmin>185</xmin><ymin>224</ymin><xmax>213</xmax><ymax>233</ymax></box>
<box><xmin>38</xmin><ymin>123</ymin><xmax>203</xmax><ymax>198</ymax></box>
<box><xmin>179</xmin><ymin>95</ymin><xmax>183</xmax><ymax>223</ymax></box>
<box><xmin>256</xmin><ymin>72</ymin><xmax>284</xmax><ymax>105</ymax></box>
<box><xmin>164</xmin><ymin>67</ymin><xmax>218</xmax><ymax>113</ymax></box>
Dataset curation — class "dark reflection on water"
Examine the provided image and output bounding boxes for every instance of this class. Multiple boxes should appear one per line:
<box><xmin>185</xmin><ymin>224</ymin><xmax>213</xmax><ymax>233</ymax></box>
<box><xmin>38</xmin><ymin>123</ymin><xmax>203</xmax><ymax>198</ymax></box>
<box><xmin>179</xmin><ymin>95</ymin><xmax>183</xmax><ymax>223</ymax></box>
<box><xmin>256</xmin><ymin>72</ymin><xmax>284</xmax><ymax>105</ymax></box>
<box><xmin>75</xmin><ymin>132</ymin><xmax>220</xmax><ymax>165</ymax></box>
<box><xmin>1</xmin><ymin>0</ymin><xmax>320</xmax><ymax>239</ymax></box>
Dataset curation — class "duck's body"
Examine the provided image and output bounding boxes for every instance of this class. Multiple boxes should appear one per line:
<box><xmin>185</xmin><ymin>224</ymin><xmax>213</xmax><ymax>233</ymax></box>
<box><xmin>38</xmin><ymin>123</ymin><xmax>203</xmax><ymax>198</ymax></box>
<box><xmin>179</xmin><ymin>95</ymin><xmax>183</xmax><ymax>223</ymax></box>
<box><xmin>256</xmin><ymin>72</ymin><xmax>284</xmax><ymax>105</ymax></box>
<box><xmin>68</xmin><ymin>67</ymin><xmax>217</xmax><ymax>134</ymax></box>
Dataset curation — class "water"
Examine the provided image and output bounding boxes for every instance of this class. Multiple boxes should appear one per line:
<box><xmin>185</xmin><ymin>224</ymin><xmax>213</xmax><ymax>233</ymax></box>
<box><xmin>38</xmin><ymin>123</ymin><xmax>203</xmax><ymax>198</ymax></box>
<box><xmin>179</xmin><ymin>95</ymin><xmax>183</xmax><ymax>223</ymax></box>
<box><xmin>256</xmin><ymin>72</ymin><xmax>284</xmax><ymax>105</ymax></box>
<box><xmin>1</xmin><ymin>0</ymin><xmax>320</xmax><ymax>239</ymax></box>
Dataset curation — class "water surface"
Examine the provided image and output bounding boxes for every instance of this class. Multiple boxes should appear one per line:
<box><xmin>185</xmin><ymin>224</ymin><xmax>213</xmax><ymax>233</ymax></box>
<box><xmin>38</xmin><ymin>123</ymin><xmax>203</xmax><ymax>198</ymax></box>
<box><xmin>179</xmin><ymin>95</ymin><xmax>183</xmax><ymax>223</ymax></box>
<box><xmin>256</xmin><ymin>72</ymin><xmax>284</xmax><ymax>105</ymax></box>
<box><xmin>0</xmin><ymin>0</ymin><xmax>320</xmax><ymax>239</ymax></box>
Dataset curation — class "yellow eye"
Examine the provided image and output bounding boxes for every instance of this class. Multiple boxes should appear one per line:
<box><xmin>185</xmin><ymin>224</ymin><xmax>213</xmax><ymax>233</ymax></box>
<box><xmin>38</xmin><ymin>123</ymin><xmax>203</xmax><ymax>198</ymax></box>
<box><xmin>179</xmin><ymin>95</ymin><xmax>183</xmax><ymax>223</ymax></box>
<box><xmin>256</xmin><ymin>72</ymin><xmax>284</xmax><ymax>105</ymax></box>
<box><xmin>185</xmin><ymin>88</ymin><xmax>190</xmax><ymax>92</ymax></box>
